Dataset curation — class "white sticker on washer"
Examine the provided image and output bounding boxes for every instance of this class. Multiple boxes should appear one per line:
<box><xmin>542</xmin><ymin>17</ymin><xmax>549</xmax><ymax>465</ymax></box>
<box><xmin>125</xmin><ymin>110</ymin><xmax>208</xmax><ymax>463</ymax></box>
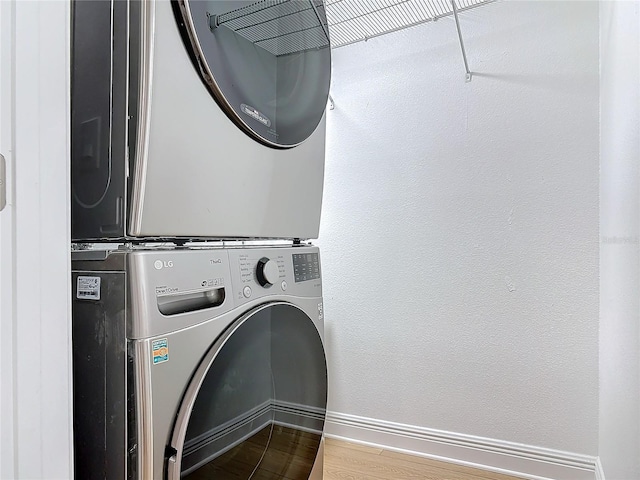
<box><xmin>77</xmin><ymin>276</ymin><xmax>101</xmax><ymax>300</ymax></box>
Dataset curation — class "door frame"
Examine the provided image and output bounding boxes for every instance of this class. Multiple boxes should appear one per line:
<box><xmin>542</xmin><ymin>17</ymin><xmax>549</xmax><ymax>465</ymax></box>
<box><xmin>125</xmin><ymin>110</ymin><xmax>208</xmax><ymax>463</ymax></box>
<box><xmin>0</xmin><ymin>1</ymin><xmax>72</xmax><ymax>478</ymax></box>
<box><xmin>0</xmin><ymin>0</ymin><xmax>15</xmax><ymax>476</ymax></box>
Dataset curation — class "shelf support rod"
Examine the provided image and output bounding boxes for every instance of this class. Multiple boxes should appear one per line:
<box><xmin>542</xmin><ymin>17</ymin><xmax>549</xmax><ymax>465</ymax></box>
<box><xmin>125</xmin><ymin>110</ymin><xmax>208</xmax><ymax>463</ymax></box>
<box><xmin>451</xmin><ymin>0</ymin><xmax>472</xmax><ymax>82</ymax></box>
<box><xmin>309</xmin><ymin>0</ymin><xmax>331</xmax><ymax>43</ymax></box>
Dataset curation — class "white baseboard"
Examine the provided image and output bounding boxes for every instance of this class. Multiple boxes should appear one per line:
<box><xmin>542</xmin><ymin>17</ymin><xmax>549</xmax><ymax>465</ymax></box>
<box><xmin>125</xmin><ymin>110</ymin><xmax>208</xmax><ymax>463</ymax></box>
<box><xmin>594</xmin><ymin>457</ymin><xmax>606</xmax><ymax>480</ymax></box>
<box><xmin>325</xmin><ymin>411</ymin><xmax>598</xmax><ymax>480</ymax></box>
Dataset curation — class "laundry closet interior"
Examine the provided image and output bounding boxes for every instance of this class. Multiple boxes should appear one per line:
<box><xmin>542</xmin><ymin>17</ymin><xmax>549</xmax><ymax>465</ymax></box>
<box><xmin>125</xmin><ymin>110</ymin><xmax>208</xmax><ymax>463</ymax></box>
<box><xmin>0</xmin><ymin>0</ymin><xmax>638</xmax><ymax>480</ymax></box>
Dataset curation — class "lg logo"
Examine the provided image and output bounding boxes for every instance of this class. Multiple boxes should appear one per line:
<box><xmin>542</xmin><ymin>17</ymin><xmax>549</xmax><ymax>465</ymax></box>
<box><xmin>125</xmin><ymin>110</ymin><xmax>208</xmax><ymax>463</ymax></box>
<box><xmin>154</xmin><ymin>260</ymin><xmax>174</xmax><ymax>270</ymax></box>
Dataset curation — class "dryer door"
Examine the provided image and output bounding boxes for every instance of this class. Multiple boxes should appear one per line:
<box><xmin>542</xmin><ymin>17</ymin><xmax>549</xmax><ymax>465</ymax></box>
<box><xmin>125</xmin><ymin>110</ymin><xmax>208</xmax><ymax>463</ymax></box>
<box><xmin>167</xmin><ymin>302</ymin><xmax>327</xmax><ymax>479</ymax></box>
<box><xmin>175</xmin><ymin>0</ymin><xmax>331</xmax><ymax>148</ymax></box>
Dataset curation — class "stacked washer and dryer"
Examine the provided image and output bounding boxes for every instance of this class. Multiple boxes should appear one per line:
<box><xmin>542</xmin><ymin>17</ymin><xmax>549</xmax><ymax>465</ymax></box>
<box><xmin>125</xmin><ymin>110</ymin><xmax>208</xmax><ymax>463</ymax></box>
<box><xmin>70</xmin><ymin>1</ymin><xmax>331</xmax><ymax>479</ymax></box>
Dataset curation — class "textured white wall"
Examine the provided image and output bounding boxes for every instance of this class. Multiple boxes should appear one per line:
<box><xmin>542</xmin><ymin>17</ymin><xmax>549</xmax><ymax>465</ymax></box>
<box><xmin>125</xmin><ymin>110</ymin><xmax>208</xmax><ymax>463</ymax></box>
<box><xmin>318</xmin><ymin>0</ymin><xmax>599</xmax><ymax>454</ymax></box>
<box><xmin>599</xmin><ymin>1</ymin><xmax>640</xmax><ymax>478</ymax></box>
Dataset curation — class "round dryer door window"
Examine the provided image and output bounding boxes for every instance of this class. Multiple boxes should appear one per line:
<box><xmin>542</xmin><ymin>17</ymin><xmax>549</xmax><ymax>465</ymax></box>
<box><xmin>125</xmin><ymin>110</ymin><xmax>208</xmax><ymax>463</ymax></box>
<box><xmin>167</xmin><ymin>303</ymin><xmax>327</xmax><ymax>479</ymax></box>
<box><xmin>176</xmin><ymin>0</ymin><xmax>332</xmax><ymax>148</ymax></box>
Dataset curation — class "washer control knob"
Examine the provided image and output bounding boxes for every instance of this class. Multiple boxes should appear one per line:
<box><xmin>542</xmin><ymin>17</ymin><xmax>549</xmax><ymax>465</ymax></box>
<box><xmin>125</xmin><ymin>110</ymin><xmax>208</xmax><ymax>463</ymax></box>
<box><xmin>256</xmin><ymin>257</ymin><xmax>279</xmax><ymax>287</ymax></box>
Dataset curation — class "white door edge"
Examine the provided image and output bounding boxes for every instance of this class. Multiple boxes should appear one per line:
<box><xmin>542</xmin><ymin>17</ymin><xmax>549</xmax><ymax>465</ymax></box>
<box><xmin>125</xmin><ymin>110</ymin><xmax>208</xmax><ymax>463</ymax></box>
<box><xmin>0</xmin><ymin>0</ymin><xmax>16</xmax><ymax>477</ymax></box>
<box><xmin>1</xmin><ymin>1</ymin><xmax>73</xmax><ymax>478</ymax></box>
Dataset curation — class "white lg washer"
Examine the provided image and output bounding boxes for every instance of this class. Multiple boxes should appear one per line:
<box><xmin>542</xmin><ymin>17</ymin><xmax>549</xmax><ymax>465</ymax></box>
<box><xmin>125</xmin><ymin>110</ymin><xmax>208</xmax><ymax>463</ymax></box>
<box><xmin>71</xmin><ymin>0</ymin><xmax>331</xmax><ymax>241</ymax></box>
<box><xmin>72</xmin><ymin>244</ymin><xmax>326</xmax><ymax>479</ymax></box>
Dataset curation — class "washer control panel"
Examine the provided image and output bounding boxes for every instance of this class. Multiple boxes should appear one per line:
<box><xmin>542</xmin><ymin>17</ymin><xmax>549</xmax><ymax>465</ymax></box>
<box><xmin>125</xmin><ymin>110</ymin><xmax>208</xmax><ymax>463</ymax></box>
<box><xmin>228</xmin><ymin>245</ymin><xmax>322</xmax><ymax>304</ymax></box>
<box><xmin>72</xmin><ymin>244</ymin><xmax>322</xmax><ymax>339</ymax></box>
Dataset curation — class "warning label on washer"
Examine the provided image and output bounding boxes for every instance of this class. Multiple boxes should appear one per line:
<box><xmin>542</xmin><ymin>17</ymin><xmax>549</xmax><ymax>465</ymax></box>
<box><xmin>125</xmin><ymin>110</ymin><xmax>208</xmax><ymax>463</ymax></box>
<box><xmin>77</xmin><ymin>276</ymin><xmax>101</xmax><ymax>300</ymax></box>
<box><xmin>152</xmin><ymin>338</ymin><xmax>169</xmax><ymax>365</ymax></box>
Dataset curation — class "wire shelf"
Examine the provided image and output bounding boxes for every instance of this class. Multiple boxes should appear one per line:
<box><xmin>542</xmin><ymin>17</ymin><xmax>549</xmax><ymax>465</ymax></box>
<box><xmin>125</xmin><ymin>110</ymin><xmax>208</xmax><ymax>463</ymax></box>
<box><xmin>210</xmin><ymin>0</ymin><xmax>493</xmax><ymax>55</ymax></box>
<box><xmin>326</xmin><ymin>0</ymin><xmax>494</xmax><ymax>49</ymax></box>
<box><xmin>211</xmin><ymin>0</ymin><xmax>331</xmax><ymax>56</ymax></box>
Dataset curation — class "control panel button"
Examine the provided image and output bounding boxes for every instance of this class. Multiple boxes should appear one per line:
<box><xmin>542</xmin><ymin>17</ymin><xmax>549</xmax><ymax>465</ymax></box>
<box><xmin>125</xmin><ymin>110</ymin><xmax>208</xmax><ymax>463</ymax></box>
<box><xmin>256</xmin><ymin>257</ymin><xmax>279</xmax><ymax>287</ymax></box>
<box><xmin>281</xmin><ymin>281</ymin><xmax>287</xmax><ymax>291</ymax></box>
<box><xmin>243</xmin><ymin>286</ymin><xmax>252</xmax><ymax>298</ymax></box>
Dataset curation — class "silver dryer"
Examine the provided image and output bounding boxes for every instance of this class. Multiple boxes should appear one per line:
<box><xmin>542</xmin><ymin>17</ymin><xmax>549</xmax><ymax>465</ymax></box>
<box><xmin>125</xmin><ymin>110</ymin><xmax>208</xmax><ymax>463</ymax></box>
<box><xmin>71</xmin><ymin>0</ymin><xmax>331</xmax><ymax>241</ymax></box>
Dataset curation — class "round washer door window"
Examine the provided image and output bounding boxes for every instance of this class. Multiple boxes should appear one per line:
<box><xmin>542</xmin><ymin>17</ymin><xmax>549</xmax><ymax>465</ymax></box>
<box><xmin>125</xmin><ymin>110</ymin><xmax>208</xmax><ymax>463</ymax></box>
<box><xmin>167</xmin><ymin>303</ymin><xmax>327</xmax><ymax>479</ymax></box>
<box><xmin>176</xmin><ymin>0</ymin><xmax>332</xmax><ymax>148</ymax></box>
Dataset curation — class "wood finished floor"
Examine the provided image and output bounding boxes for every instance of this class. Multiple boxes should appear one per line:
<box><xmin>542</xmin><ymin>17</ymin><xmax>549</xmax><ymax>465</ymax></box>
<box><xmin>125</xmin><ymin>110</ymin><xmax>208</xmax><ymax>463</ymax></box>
<box><xmin>180</xmin><ymin>425</ymin><xmax>524</xmax><ymax>480</ymax></box>
<box><xmin>184</xmin><ymin>425</ymin><xmax>320</xmax><ymax>480</ymax></box>
<box><xmin>324</xmin><ymin>438</ymin><xmax>525</xmax><ymax>480</ymax></box>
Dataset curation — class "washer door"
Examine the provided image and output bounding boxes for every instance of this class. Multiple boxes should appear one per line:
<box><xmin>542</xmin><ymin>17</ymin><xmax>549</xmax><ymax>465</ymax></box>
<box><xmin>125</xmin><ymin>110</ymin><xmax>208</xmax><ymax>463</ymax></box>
<box><xmin>175</xmin><ymin>0</ymin><xmax>331</xmax><ymax>148</ymax></box>
<box><xmin>167</xmin><ymin>302</ymin><xmax>327</xmax><ymax>479</ymax></box>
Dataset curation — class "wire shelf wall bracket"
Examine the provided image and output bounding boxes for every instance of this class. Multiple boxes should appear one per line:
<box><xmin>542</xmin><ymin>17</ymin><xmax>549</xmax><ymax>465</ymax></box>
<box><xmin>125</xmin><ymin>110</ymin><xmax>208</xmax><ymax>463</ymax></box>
<box><xmin>451</xmin><ymin>0</ymin><xmax>472</xmax><ymax>82</ymax></box>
